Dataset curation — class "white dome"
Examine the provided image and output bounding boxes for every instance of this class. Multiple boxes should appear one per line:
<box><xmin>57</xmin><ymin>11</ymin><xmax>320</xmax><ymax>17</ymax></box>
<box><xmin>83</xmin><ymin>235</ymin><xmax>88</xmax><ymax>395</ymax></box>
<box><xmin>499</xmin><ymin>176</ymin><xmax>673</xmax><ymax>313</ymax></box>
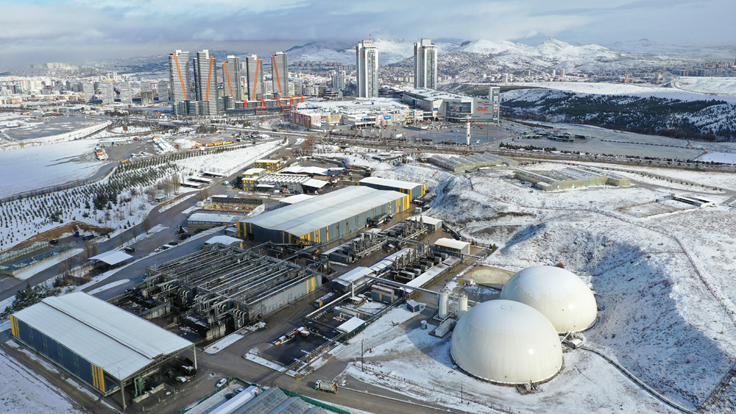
<box><xmin>450</xmin><ymin>300</ymin><xmax>562</xmax><ymax>384</ymax></box>
<box><xmin>500</xmin><ymin>266</ymin><xmax>597</xmax><ymax>333</ymax></box>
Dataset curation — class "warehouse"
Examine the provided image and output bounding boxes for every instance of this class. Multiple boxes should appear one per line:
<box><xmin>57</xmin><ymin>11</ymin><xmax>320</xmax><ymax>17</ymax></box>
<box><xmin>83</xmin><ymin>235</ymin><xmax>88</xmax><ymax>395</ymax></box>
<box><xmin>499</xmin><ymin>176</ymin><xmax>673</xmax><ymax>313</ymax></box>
<box><xmin>359</xmin><ymin>177</ymin><xmax>425</xmax><ymax>201</ymax></box>
<box><xmin>433</xmin><ymin>238</ymin><xmax>470</xmax><ymax>257</ymax></box>
<box><xmin>9</xmin><ymin>292</ymin><xmax>194</xmax><ymax>408</ymax></box>
<box><xmin>513</xmin><ymin>166</ymin><xmax>631</xmax><ymax>191</ymax></box>
<box><xmin>429</xmin><ymin>153</ymin><xmax>518</xmax><ymax>172</ymax></box>
<box><xmin>142</xmin><ymin>243</ymin><xmax>323</xmax><ymax>325</ymax></box>
<box><xmin>238</xmin><ymin>186</ymin><xmax>411</xmax><ymax>244</ymax></box>
<box><xmin>187</xmin><ymin>212</ymin><xmax>245</xmax><ymax>230</ymax></box>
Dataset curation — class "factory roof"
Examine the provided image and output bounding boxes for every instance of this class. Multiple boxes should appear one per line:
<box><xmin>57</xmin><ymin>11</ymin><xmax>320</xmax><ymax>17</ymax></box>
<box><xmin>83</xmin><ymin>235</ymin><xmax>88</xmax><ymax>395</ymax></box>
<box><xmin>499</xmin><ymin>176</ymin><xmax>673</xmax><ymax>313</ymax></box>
<box><xmin>359</xmin><ymin>176</ymin><xmax>421</xmax><ymax>190</ymax></box>
<box><xmin>188</xmin><ymin>212</ymin><xmax>244</xmax><ymax>224</ymax></box>
<box><xmin>404</xmin><ymin>88</ymin><xmax>474</xmax><ymax>102</ymax></box>
<box><xmin>241</xmin><ymin>187</ymin><xmax>407</xmax><ymax>237</ymax></box>
<box><xmin>435</xmin><ymin>238</ymin><xmax>469</xmax><ymax>250</ymax></box>
<box><xmin>295</xmin><ymin>98</ymin><xmax>411</xmax><ymax>114</ymax></box>
<box><xmin>13</xmin><ymin>292</ymin><xmax>192</xmax><ymax>381</ymax></box>
<box><xmin>279</xmin><ymin>194</ymin><xmax>314</xmax><ymax>205</ymax></box>
<box><xmin>243</xmin><ymin>168</ymin><xmax>266</xmax><ymax>175</ymax></box>
<box><xmin>407</xmin><ymin>215</ymin><xmax>443</xmax><ymax>226</ymax></box>
<box><xmin>336</xmin><ymin>316</ymin><xmax>366</xmax><ymax>333</ymax></box>
<box><xmin>204</xmin><ymin>235</ymin><xmax>243</xmax><ymax>246</ymax></box>
<box><xmin>89</xmin><ymin>250</ymin><xmax>132</xmax><ymax>265</ymax></box>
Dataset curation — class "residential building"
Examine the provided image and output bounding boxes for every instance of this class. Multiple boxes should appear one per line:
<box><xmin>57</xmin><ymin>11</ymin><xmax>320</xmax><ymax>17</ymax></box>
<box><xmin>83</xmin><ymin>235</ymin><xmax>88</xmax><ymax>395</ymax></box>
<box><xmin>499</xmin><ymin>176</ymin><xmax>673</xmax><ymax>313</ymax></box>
<box><xmin>356</xmin><ymin>40</ymin><xmax>378</xmax><ymax>98</ymax></box>
<box><xmin>100</xmin><ymin>82</ymin><xmax>114</xmax><ymax>104</ymax></box>
<box><xmin>157</xmin><ymin>80</ymin><xmax>169</xmax><ymax>102</ymax></box>
<box><xmin>414</xmin><ymin>38</ymin><xmax>438</xmax><ymax>89</ymax></box>
<box><xmin>246</xmin><ymin>55</ymin><xmax>265</xmax><ymax>100</ymax></box>
<box><xmin>193</xmin><ymin>50</ymin><xmax>219</xmax><ymax>115</ymax></box>
<box><xmin>168</xmin><ymin>50</ymin><xmax>191</xmax><ymax>115</ymax></box>
<box><xmin>118</xmin><ymin>82</ymin><xmax>132</xmax><ymax>105</ymax></box>
<box><xmin>223</xmin><ymin>56</ymin><xmax>242</xmax><ymax>108</ymax></box>
<box><xmin>271</xmin><ymin>51</ymin><xmax>290</xmax><ymax>97</ymax></box>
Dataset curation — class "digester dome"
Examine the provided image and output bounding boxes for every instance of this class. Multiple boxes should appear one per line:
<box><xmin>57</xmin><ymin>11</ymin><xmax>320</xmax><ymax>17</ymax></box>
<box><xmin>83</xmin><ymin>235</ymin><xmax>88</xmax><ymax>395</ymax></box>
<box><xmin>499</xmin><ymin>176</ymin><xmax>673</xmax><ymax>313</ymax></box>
<box><xmin>450</xmin><ymin>299</ymin><xmax>562</xmax><ymax>384</ymax></box>
<box><xmin>500</xmin><ymin>266</ymin><xmax>597</xmax><ymax>333</ymax></box>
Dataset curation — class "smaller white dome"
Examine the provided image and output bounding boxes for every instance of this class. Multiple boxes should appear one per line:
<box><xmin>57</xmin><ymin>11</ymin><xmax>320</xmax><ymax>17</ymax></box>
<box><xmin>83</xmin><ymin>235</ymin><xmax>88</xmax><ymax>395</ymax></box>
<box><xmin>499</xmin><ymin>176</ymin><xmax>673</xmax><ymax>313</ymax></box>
<box><xmin>501</xmin><ymin>266</ymin><xmax>597</xmax><ymax>333</ymax></box>
<box><xmin>451</xmin><ymin>300</ymin><xmax>562</xmax><ymax>384</ymax></box>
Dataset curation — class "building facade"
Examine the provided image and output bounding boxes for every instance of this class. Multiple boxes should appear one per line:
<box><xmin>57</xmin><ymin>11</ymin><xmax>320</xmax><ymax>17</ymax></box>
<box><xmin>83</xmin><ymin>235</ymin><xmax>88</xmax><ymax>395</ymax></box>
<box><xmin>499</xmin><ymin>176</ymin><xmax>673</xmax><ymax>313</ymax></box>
<box><xmin>193</xmin><ymin>50</ymin><xmax>219</xmax><ymax>116</ymax></box>
<box><xmin>246</xmin><ymin>55</ymin><xmax>265</xmax><ymax>101</ymax></box>
<box><xmin>356</xmin><ymin>40</ymin><xmax>378</xmax><ymax>98</ymax></box>
<box><xmin>414</xmin><ymin>38</ymin><xmax>438</xmax><ymax>89</ymax></box>
<box><xmin>118</xmin><ymin>82</ymin><xmax>132</xmax><ymax>105</ymax></box>
<box><xmin>100</xmin><ymin>83</ymin><xmax>114</xmax><ymax>104</ymax></box>
<box><xmin>223</xmin><ymin>55</ymin><xmax>242</xmax><ymax>109</ymax></box>
<box><xmin>271</xmin><ymin>52</ymin><xmax>290</xmax><ymax>97</ymax></box>
<box><xmin>157</xmin><ymin>80</ymin><xmax>169</xmax><ymax>102</ymax></box>
<box><xmin>168</xmin><ymin>50</ymin><xmax>191</xmax><ymax>115</ymax></box>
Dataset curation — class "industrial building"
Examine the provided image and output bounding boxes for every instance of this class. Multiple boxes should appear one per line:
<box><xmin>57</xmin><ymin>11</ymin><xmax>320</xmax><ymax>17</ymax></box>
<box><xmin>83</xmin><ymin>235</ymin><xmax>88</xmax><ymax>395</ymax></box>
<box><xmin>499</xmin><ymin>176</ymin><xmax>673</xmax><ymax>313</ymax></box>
<box><xmin>186</xmin><ymin>212</ymin><xmax>245</xmax><ymax>229</ymax></box>
<box><xmin>358</xmin><ymin>177</ymin><xmax>426</xmax><ymax>201</ymax></box>
<box><xmin>450</xmin><ymin>299</ymin><xmax>562</xmax><ymax>384</ymax></box>
<box><xmin>513</xmin><ymin>166</ymin><xmax>631</xmax><ymax>191</ymax></box>
<box><xmin>414</xmin><ymin>38</ymin><xmax>438</xmax><ymax>89</ymax></box>
<box><xmin>501</xmin><ymin>266</ymin><xmax>597</xmax><ymax>333</ymax></box>
<box><xmin>255</xmin><ymin>159</ymin><xmax>283</xmax><ymax>172</ymax></box>
<box><xmin>238</xmin><ymin>186</ymin><xmax>411</xmax><ymax>243</ymax></box>
<box><xmin>429</xmin><ymin>153</ymin><xmax>518</xmax><ymax>172</ymax></box>
<box><xmin>406</xmin><ymin>215</ymin><xmax>443</xmax><ymax>232</ymax></box>
<box><xmin>402</xmin><ymin>88</ymin><xmax>500</xmax><ymax>124</ymax></box>
<box><xmin>9</xmin><ymin>292</ymin><xmax>194</xmax><ymax>407</ymax></box>
<box><xmin>142</xmin><ymin>243</ymin><xmax>323</xmax><ymax>325</ymax></box>
<box><xmin>356</xmin><ymin>40</ymin><xmax>379</xmax><ymax>98</ymax></box>
<box><xmin>255</xmin><ymin>173</ymin><xmax>328</xmax><ymax>194</ymax></box>
<box><xmin>433</xmin><ymin>238</ymin><xmax>469</xmax><ymax>257</ymax></box>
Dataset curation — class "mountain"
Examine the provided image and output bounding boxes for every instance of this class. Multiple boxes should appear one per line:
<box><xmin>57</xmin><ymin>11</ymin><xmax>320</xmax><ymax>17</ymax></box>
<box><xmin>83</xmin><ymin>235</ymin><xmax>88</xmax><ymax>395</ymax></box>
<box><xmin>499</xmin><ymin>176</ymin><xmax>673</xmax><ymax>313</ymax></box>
<box><xmin>286</xmin><ymin>38</ymin><xmax>462</xmax><ymax>65</ymax></box>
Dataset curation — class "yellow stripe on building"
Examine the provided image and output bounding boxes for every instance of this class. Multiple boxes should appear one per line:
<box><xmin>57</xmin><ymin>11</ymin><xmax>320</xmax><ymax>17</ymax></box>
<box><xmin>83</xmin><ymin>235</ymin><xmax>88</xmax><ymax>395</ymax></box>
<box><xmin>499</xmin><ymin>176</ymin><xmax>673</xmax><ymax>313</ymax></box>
<box><xmin>10</xmin><ymin>315</ymin><xmax>17</xmax><ymax>337</ymax></box>
<box><xmin>92</xmin><ymin>365</ymin><xmax>98</xmax><ymax>388</ymax></box>
<box><xmin>98</xmin><ymin>367</ymin><xmax>105</xmax><ymax>393</ymax></box>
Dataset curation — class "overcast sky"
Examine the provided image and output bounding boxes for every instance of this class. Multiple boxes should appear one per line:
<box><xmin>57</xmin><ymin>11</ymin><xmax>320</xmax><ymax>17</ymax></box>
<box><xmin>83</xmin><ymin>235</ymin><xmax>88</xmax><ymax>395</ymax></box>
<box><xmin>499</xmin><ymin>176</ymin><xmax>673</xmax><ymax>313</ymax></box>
<box><xmin>2</xmin><ymin>0</ymin><xmax>735</xmax><ymax>71</ymax></box>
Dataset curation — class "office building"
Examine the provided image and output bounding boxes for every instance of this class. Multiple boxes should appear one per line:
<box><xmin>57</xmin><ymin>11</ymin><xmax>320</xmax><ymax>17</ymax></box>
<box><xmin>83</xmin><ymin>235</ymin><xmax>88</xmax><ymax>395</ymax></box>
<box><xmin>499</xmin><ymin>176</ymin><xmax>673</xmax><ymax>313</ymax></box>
<box><xmin>118</xmin><ymin>82</ymin><xmax>132</xmax><ymax>105</ymax></box>
<box><xmin>271</xmin><ymin>51</ymin><xmax>290</xmax><ymax>97</ymax></box>
<box><xmin>331</xmin><ymin>71</ymin><xmax>346</xmax><ymax>90</ymax></box>
<box><xmin>489</xmin><ymin>86</ymin><xmax>500</xmax><ymax>124</ymax></box>
<box><xmin>81</xmin><ymin>83</ymin><xmax>94</xmax><ymax>102</ymax></box>
<box><xmin>193</xmin><ymin>50</ymin><xmax>219</xmax><ymax>115</ymax></box>
<box><xmin>414</xmin><ymin>38</ymin><xmax>438</xmax><ymax>89</ymax></box>
<box><xmin>246</xmin><ymin>55</ymin><xmax>265</xmax><ymax>100</ymax></box>
<box><xmin>223</xmin><ymin>56</ymin><xmax>242</xmax><ymax>109</ymax></box>
<box><xmin>157</xmin><ymin>80</ymin><xmax>169</xmax><ymax>102</ymax></box>
<box><xmin>168</xmin><ymin>50</ymin><xmax>191</xmax><ymax>115</ymax></box>
<box><xmin>356</xmin><ymin>40</ymin><xmax>378</xmax><ymax>98</ymax></box>
<box><xmin>140</xmin><ymin>91</ymin><xmax>155</xmax><ymax>105</ymax></box>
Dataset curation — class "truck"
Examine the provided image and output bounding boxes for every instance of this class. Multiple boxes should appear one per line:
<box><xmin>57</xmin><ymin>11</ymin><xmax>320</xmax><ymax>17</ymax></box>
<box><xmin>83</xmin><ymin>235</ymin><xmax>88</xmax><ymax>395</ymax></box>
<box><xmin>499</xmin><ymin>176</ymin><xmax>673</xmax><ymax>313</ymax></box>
<box><xmin>314</xmin><ymin>380</ymin><xmax>338</xmax><ymax>394</ymax></box>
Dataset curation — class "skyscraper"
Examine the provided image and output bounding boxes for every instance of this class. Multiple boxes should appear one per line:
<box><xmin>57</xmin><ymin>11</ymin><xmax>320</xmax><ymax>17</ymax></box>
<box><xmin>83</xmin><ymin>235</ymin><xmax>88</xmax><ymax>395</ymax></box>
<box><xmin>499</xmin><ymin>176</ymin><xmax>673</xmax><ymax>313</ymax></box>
<box><xmin>246</xmin><ymin>55</ymin><xmax>264</xmax><ymax>101</ymax></box>
<box><xmin>223</xmin><ymin>56</ymin><xmax>242</xmax><ymax>100</ymax></box>
<box><xmin>81</xmin><ymin>83</ymin><xmax>94</xmax><ymax>102</ymax></box>
<box><xmin>168</xmin><ymin>50</ymin><xmax>191</xmax><ymax>115</ymax></box>
<box><xmin>119</xmin><ymin>82</ymin><xmax>132</xmax><ymax>105</ymax></box>
<box><xmin>100</xmin><ymin>83</ymin><xmax>115</xmax><ymax>104</ymax></box>
<box><xmin>414</xmin><ymin>38</ymin><xmax>438</xmax><ymax>89</ymax></box>
<box><xmin>356</xmin><ymin>40</ymin><xmax>378</xmax><ymax>98</ymax></box>
<box><xmin>193</xmin><ymin>50</ymin><xmax>219</xmax><ymax>115</ymax></box>
<box><xmin>271</xmin><ymin>52</ymin><xmax>289</xmax><ymax>97</ymax></box>
<box><xmin>331</xmin><ymin>71</ymin><xmax>346</xmax><ymax>90</ymax></box>
<box><xmin>157</xmin><ymin>80</ymin><xmax>169</xmax><ymax>102</ymax></box>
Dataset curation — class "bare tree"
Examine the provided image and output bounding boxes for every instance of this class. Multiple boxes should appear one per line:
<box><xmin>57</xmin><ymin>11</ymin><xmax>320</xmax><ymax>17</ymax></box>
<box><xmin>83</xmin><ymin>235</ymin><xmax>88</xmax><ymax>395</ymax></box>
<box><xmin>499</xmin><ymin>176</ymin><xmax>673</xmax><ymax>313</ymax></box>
<box><xmin>197</xmin><ymin>186</ymin><xmax>210</xmax><ymax>202</ymax></box>
<box><xmin>141</xmin><ymin>216</ymin><xmax>153</xmax><ymax>233</ymax></box>
<box><xmin>145</xmin><ymin>187</ymin><xmax>156</xmax><ymax>203</ymax></box>
<box><xmin>84</xmin><ymin>240</ymin><xmax>98</xmax><ymax>259</ymax></box>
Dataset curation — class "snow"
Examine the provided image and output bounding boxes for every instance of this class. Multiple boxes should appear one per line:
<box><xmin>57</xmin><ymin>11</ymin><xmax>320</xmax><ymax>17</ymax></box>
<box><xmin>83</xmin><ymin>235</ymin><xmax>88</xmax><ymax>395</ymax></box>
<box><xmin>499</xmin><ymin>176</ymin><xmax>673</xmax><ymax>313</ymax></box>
<box><xmin>700</xmin><ymin>153</ymin><xmax>736</xmax><ymax>164</ymax></box>
<box><xmin>675</xmin><ymin>77</ymin><xmax>736</xmax><ymax>97</ymax></box>
<box><xmin>87</xmin><ymin>279</ymin><xmax>130</xmax><ymax>295</ymax></box>
<box><xmin>159</xmin><ymin>193</ymin><xmax>195</xmax><ymax>213</ymax></box>
<box><xmin>175</xmin><ymin>141</ymin><xmax>281</xmax><ymax>176</ymax></box>
<box><xmin>504</xmin><ymin>81</ymin><xmax>736</xmax><ymax>103</ymax></box>
<box><xmin>204</xmin><ymin>333</ymin><xmax>244</xmax><ymax>354</ymax></box>
<box><xmin>0</xmin><ymin>139</ymin><xmax>103</xmax><ymax>199</ymax></box>
<box><xmin>0</xmin><ymin>347</ymin><xmax>85</xmax><ymax>414</ymax></box>
<box><xmin>12</xmin><ymin>248</ymin><xmax>84</xmax><ymax>280</ymax></box>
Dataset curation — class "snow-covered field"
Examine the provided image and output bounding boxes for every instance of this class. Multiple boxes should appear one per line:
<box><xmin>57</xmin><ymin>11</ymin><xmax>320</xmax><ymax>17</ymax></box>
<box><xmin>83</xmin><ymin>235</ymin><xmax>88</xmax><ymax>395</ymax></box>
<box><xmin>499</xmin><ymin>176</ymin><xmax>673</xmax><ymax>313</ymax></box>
<box><xmin>676</xmin><ymin>77</ymin><xmax>736</xmax><ymax>97</ymax></box>
<box><xmin>700</xmin><ymin>152</ymin><xmax>736</xmax><ymax>164</ymax></box>
<box><xmin>0</xmin><ymin>347</ymin><xmax>85</xmax><ymax>414</ymax></box>
<box><xmin>323</xmin><ymin>150</ymin><xmax>736</xmax><ymax>412</ymax></box>
<box><xmin>0</xmin><ymin>139</ymin><xmax>103</xmax><ymax>198</ymax></box>
<box><xmin>505</xmin><ymin>81</ymin><xmax>736</xmax><ymax>103</ymax></box>
<box><xmin>175</xmin><ymin>141</ymin><xmax>281</xmax><ymax>176</ymax></box>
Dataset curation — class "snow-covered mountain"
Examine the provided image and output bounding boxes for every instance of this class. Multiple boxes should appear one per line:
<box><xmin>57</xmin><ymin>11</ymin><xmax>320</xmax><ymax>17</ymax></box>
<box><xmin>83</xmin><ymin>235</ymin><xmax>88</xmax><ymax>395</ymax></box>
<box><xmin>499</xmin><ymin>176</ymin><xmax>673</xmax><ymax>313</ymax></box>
<box><xmin>286</xmin><ymin>37</ymin><xmax>736</xmax><ymax>74</ymax></box>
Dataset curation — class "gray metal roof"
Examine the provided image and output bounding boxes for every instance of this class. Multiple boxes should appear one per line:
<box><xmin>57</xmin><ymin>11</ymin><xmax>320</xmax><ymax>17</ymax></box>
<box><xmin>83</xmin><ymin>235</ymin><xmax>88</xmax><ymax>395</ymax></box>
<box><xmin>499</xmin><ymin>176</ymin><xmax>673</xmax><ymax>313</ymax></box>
<box><xmin>242</xmin><ymin>187</ymin><xmax>406</xmax><ymax>237</ymax></box>
<box><xmin>89</xmin><ymin>250</ymin><xmax>132</xmax><ymax>265</ymax></box>
<box><xmin>359</xmin><ymin>176</ymin><xmax>420</xmax><ymax>190</ymax></box>
<box><xmin>13</xmin><ymin>292</ymin><xmax>192</xmax><ymax>380</ymax></box>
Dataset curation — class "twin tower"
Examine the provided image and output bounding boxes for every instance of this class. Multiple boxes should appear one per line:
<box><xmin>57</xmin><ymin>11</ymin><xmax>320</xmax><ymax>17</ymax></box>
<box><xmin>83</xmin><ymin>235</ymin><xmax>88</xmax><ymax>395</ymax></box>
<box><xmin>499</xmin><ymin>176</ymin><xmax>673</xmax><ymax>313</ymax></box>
<box><xmin>356</xmin><ymin>38</ymin><xmax>438</xmax><ymax>98</ymax></box>
<box><xmin>168</xmin><ymin>50</ymin><xmax>290</xmax><ymax>116</ymax></box>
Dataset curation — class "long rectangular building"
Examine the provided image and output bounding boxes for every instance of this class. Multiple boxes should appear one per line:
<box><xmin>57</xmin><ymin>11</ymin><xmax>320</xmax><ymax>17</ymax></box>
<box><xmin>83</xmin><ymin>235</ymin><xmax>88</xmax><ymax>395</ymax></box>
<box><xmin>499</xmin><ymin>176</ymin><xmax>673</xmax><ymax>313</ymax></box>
<box><xmin>358</xmin><ymin>176</ymin><xmax>425</xmax><ymax>200</ymax></box>
<box><xmin>238</xmin><ymin>186</ymin><xmax>410</xmax><ymax>243</ymax></box>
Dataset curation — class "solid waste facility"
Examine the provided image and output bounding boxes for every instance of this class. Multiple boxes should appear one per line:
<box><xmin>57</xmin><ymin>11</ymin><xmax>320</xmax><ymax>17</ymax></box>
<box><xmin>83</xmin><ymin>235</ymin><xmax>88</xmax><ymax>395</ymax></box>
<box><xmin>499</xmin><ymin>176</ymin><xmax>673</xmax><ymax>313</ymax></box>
<box><xmin>500</xmin><ymin>266</ymin><xmax>597</xmax><ymax>333</ymax></box>
<box><xmin>238</xmin><ymin>186</ymin><xmax>411</xmax><ymax>244</ymax></box>
<box><xmin>450</xmin><ymin>299</ymin><xmax>562</xmax><ymax>385</ymax></box>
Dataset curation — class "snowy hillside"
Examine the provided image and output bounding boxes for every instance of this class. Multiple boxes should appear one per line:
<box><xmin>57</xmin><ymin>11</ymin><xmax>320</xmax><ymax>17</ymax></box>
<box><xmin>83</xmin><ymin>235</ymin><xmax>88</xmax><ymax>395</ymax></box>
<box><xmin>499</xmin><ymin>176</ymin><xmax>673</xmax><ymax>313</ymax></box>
<box><xmin>286</xmin><ymin>38</ymin><xmax>461</xmax><ymax>65</ymax></box>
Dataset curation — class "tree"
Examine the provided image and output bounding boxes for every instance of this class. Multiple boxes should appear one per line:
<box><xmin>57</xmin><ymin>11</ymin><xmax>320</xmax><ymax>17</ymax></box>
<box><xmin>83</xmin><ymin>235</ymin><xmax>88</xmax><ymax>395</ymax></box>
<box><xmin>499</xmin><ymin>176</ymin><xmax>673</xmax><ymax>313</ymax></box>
<box><xmin>141</xmin><ymin>216</ymin><xmax>152</xmax><ymax>233</ymax></box>
<box><xmin>197</xmin><ymin>186</ymin><xmax>210</xmax><ymax>202</ymax></box>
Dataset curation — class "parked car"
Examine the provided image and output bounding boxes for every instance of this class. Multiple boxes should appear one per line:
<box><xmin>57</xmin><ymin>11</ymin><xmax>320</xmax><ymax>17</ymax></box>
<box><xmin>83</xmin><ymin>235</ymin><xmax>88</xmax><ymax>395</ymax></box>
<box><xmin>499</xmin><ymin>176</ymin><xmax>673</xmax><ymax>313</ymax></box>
<box><xmin>82</xmin><ymin>235</ymin><xmax>95</xmax><ymax>241</ymax></box>
<box><xmin>175</xmin><ymin>376</ymin><xmax>187</xmax><ymax>383</ymax></box>
<box><xmin>123</xmin><ymin>247</ymin><xmax>135</xmax><ymax>253</ymax></box>
<box><xmin>216</xmin><ymin>378</ymin><xmax>227</xmax><ymax>388</ymax></box>
<box><xmin>179</xmin><ymin>234</ymin><xmax>192</xmax><ymax>240</ymax></box>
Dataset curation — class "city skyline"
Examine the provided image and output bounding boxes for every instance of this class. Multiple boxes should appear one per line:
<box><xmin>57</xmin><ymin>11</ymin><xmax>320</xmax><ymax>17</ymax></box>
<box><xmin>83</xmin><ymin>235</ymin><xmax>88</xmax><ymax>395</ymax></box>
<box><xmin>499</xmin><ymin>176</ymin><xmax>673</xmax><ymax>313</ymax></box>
<box><xmin>2</xmin><ymin>0</ymin><xmax>736</xmax><ymax>71</ymax></box>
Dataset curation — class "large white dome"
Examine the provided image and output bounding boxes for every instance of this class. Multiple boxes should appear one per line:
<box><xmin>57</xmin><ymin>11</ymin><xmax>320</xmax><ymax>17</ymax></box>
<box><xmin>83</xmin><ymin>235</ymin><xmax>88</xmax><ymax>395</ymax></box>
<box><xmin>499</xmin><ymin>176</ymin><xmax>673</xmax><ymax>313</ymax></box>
<box><xmin>500</xmin><ymin>266</ymin><xmax>597</xmax><ymax>333</ymax></box>
<box><xmin>450</xmin><ymin>300</ymin><xmax>562</xmax><ymax>384</ymax></box>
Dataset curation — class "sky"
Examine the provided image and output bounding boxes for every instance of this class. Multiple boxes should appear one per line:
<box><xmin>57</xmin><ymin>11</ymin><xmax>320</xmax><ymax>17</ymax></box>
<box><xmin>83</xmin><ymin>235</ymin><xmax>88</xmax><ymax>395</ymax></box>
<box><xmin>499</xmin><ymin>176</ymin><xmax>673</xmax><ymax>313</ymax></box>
<box><xmin>1</xmin><ymin>0</ymin><xmax>736</xmax><ymax>71</ymax></box>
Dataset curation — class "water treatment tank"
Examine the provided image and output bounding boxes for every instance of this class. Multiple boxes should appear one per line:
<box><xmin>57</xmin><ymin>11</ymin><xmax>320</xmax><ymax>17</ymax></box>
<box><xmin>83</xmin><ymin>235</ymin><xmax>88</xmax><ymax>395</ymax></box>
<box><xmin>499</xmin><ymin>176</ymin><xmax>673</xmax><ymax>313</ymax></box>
<box><xmin>457</xmin><ymin>293</ymin><xmax>468</xmax><ymax>319</ymax></box>
<box><xmin>438</xmin><ymin>288</ymin><xmax>450</xmax><ymax>319</ymax></box>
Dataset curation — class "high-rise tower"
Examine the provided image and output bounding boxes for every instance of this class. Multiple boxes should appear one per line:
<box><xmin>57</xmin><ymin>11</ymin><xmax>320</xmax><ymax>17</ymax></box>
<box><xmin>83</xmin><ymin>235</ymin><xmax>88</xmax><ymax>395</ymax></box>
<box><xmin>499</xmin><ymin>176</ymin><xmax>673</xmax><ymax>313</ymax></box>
<box><xmin>193</xmin><ymin>50</ymin><xmax>219</xmax><ymax>115</ymax></box>
<box><xmin>168</xmin><ymin>50</ymin><xmax>191</xmax><ymax>115</ymax></box>
<box><xmin>414</xmin><ymin>38</ymin><xmax>438</xmax><ymax>89</ymax></box>
<box><xmin>246</xmin><ymin>55</ymin><xmax>264</xmax><ymax>101</ymax></box>
<box><xmin>271</xmin><ymin>52</ymin><xmax>290</xmax><ymax>97</ymax></box>
<box><xmin>223</xmin><ymin>56</ymin><xmax>242</xmax><ymax>100</ymax></box>
<box><xmin>356</xmin><ymin>40</ymin><xmax>378</xmax><ymax>98</ymax></box>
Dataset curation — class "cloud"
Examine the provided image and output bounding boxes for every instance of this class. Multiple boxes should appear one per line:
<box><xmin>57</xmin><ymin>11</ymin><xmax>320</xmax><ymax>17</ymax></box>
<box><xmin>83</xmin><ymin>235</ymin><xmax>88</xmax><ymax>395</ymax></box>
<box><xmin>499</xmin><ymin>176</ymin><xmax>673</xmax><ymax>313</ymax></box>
<box><xmin>1</xmin><ymin>0</ymin><xmax>735</xmax><ymax>71</ymax></box>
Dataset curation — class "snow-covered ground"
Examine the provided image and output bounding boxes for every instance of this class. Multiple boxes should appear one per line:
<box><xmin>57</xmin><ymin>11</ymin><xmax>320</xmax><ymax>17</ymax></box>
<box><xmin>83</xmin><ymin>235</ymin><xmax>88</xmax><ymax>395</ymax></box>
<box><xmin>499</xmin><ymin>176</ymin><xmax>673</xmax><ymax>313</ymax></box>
<box><xmin>675</xmin><ymin>77</ymin><xmax>736</xmax><ymax>97</ymax></box>
<box><xmin>505</xmin><ymin>81</ymin><xmax>736</xmax><ymax>103</ymax></box>
<box><xmin>322</xmin><ymin>150</ymin><xmax>736</xmax><ymax>412</ymax></box>
<box><xmin>0</xmin><ymin>347</ymin><xmax>85</xmax><ymax>414</ymax></box>
<box><xmin>0</xmin><ymin>139</ymin><xmax>103</xmax><ymax>198</ymax></box>
<box><xmin>699</xmin><ymin>152</ymin><xmax>736</xmax><ymax>164</ymax></box>
<box><xmin>175</xmin><ymin>141</ymin><xmax>282</xmax><ymax>176</ymax></box>
<box><xmin>13</xmin><ymin>248</ymin><xmax>84</xmax><ymax>280</ymax></box>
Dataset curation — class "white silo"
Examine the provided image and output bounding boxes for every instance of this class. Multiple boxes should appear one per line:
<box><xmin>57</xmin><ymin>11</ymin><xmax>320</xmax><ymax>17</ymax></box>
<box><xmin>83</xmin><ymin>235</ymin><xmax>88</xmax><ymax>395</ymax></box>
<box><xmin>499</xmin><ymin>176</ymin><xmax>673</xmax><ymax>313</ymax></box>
<box><xmin>501</xmin><ymin>266</ymin><xmax>597</xmax><ymax>333</ymax></box>
<box><xmin>438</xmin><ymin>288</ymin><xmax>450</xmax><ymax>319</ymax></box>
<box><xmin>451</xmin><ymin>299</ymin><xmax>562</xmax><ymax>384</ymax></box>
<box><xmin>457</xmin><ymin>293</ymin><xmax>468</xmax><ymax>319</ymax></box>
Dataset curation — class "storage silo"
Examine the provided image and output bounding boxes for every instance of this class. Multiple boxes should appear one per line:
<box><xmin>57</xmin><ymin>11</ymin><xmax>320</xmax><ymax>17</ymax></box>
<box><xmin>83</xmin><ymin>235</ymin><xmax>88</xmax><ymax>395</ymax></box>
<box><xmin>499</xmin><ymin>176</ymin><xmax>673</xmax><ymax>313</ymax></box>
<box><xmin>457</xmin><ymin>293</ymin><xmax>468</xmax><ymax>319</ymax></box>
<box><xmin>450</xmin><ymin>300</ymin><xmax>562</xmax><ymax>384</ymax></box>
<box><xmin>438</xmin><ymin>288</ymin><xmax>449</xmax><ymax>319</ymax></box>
<box><xmin>500</xmin><ymin>266</ymin><xmax>597</xmax><ymax>333</ymax></box>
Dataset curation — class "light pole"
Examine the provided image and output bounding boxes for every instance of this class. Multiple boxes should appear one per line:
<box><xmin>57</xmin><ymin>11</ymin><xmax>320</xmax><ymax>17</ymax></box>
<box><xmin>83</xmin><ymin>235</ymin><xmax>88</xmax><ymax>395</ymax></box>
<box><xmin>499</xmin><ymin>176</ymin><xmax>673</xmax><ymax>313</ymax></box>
<box><xmin>361</xmin><ymin>339</ymin><xmax>364</xmax><ymax>372</ymax></box>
